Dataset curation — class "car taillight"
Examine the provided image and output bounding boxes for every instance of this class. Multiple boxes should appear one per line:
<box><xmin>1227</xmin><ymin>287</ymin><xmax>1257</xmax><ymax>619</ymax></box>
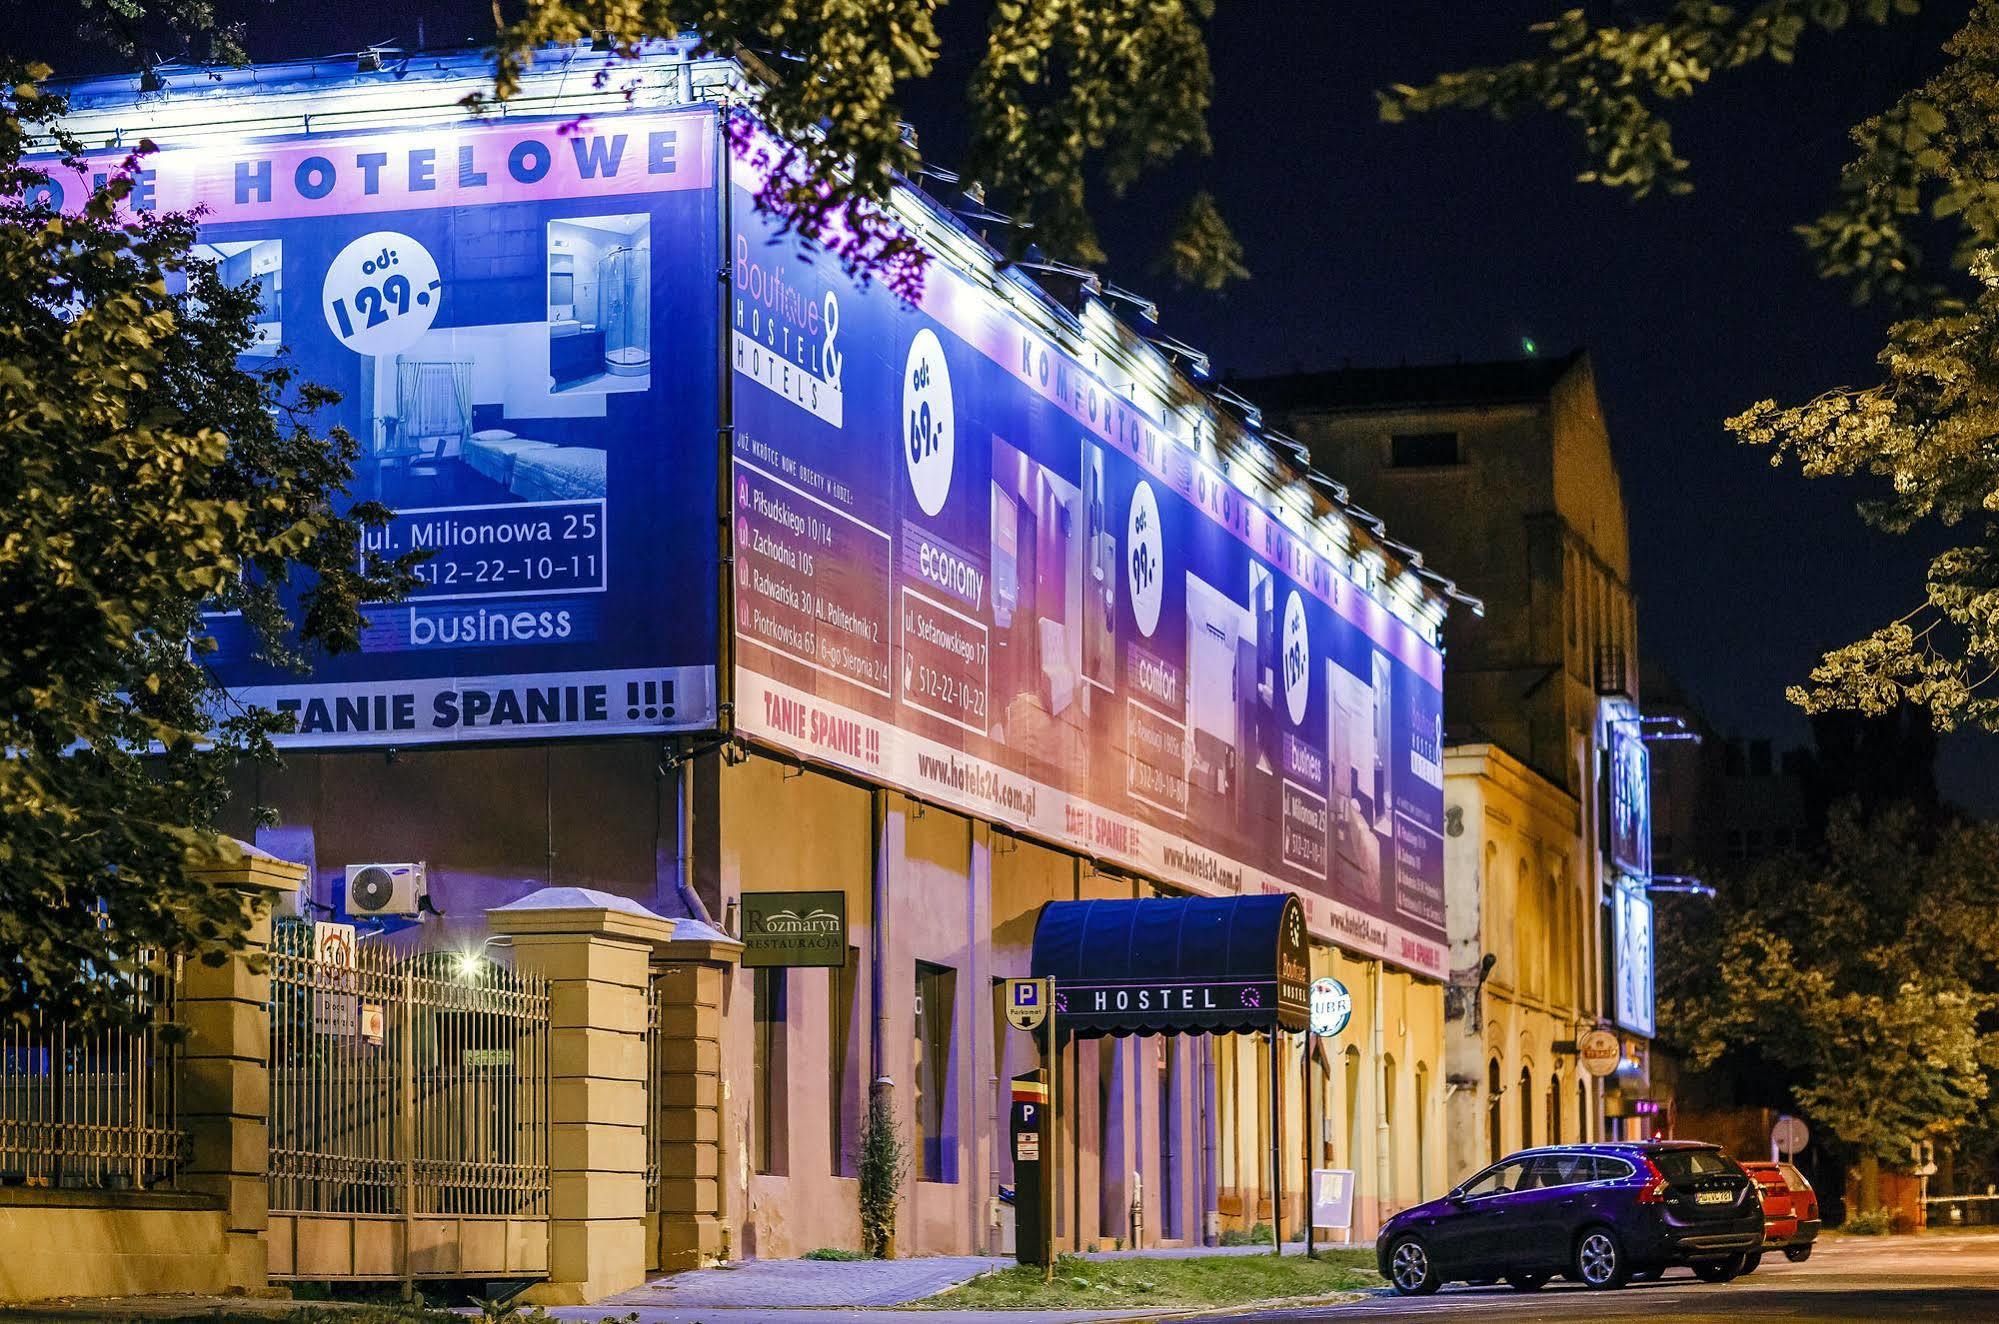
<box><xmin>1637</xmin><ymin>1157</ymin><xmax>1668</xmax><ymax>1203</ymax></box>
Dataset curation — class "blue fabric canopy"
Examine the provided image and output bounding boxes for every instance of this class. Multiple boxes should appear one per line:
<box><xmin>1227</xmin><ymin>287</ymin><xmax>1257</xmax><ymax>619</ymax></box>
<box><xmin>1030</xmin><ymin>894</ymin><xmax>1311</xmax><ymax>1038</ymax></box>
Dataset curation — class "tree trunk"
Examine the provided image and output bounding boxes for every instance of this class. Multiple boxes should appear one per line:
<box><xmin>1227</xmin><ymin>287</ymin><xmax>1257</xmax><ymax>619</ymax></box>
<box><xmin>1858</xmin><ymin>1151</ymin><xmax>1881</xmax><ymax>1212</ymax></box>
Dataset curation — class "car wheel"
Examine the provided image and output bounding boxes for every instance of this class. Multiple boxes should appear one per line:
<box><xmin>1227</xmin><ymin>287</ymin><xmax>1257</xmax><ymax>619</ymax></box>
<box><xmin>1505</xmin><ymin>1270</ymin><xmax>1552</xmax><ymax>1292</ymax></box>
<box><xmin>1742</xmin><ymin>1251</ymin><xmax>1763</xmax><ymax>1275</ymax></box>
<box><xmin>1784</xmin><ymin>1244</ymin><xmax>1813</xmax><ymax>1263</ymax></box>
<box><xmin>1692</xmin><ymin>1253</ymin><xmax>1747</xmax><ymax>1283</ymax></box>
<box><xmin>1574</xmin><ymin>1227</ymin><xmax>1630</xmax><ymax>1290</ymax></box>
<box><xmin>1388</xmin><ymin>1236</ymin><xmax>1442</xmax><ymax>1296</ymax></box>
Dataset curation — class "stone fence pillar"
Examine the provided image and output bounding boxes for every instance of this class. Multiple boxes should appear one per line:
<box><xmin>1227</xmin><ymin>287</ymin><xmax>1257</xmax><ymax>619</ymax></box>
<box><xmin>182</xmin><ymin>843</ymin><xmax>306</xmax><ymax>1292</ymax></box>
<box><xmin>490</xmin><ymin>888</ymin><xmax>678</xmax><ymax>1305</ymax></box>
<box><xmin>648</xmin><ymin>916</ymin><xmax>739</xmax><ymax>1272</ymax></box>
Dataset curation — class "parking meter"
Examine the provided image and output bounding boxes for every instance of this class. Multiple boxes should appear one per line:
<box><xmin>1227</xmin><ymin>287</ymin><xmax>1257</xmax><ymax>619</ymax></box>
<box><xmin>1011</xmin><ymin>1069</ymin><xmax>1049</xmax><ymax>1265</ymax></box>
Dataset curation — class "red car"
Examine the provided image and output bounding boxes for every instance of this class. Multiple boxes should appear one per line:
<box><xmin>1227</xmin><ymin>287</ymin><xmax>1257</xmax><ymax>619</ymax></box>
<box><xmin>1739</xmin><ymin>1160</ymin><xmax>1819</xmax><ymax>1268</ymax></box>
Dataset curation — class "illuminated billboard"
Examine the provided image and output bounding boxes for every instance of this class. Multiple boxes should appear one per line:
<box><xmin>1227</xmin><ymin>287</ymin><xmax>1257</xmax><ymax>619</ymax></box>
<box><xmin>1608</xmin><ymin>723</ymin><xmax>1652</xmax><ymax>878</ymax></box>
<box><xmin>1613</xmin><ymin>878</ymin><xmax>1656</xmax><ymax>1037</ymax></box>
<box><xmin>33</xmin><ymin>110</ymin><xmax>723</xmax><ymax>744</ymax></box>
<box><xmin>727</xmin><ymin>140</ymin><xmax>1449</xmax><ymax>976</ymax></box>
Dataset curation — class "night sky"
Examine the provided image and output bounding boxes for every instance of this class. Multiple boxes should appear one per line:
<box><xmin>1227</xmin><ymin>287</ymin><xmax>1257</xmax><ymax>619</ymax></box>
<box><xmin>25</xmin><ymin>2</ymin><xmax>1994</xmax><ymax>810</ymax></box>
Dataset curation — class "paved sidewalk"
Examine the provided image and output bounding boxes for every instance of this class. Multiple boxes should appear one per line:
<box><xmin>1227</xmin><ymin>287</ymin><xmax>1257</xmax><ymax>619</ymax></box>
<box><xmin>589</xmin><ymin>1254</ymin><xmax>1009</xmax><ymax>1309</ymax></box>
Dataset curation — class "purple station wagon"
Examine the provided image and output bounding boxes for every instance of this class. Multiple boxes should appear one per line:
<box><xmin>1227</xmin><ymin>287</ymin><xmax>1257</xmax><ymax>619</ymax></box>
<box><xmin>1377</xmin><ymin>1141</ymin><xmax>1765</xmax><ymax>1295</ymax></box>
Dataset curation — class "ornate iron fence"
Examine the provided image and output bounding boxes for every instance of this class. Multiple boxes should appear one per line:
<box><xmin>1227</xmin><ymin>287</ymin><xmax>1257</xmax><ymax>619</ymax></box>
<box><xmin>0</xmin><ymin>957</ymin><xmax>186</xmax><ymax>1191</ymax></box>
<box><xmin>645</xmin><ymin>976</ymin><xmax>662</xmax><ymax>1213</ymax></box>
<box><xmin>267</xmin><ymin>921</ymin><xmax>550</xmax><ymax>1221</ymax></box>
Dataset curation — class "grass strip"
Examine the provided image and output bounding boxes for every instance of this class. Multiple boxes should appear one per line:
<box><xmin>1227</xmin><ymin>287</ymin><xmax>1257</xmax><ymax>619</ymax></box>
<box><xmin>920</xmin><ymin>1249</ymin><xmax>1381</xmax><ymax>1311</ymax></box>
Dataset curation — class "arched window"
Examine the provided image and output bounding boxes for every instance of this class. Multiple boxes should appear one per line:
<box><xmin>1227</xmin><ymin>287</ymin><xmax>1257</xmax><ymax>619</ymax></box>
<box><xmin>1414</xmin><ymin>1063</ymin><xmax>1431</xmax><ymax>1201</ymax></box>
<box><xmin>1548</xmin><ymin>1072</ymin><xmax>1563</xmax><ymax>1144</ymax></box>
<box><xmin>1344</xmin><ymin>1046</ymin><xmax>1363</xmax><ymax>1170</ymax></box>
<box><xmin>1578</xmin><ymin>1077</ymin><xmax>1591</xmax><ymax>1144</ymax></box>
<box><xmin>1382</xmin><ymin>1054</ymin><xmax>1398</xmax><ymax>1208</ymax></box>
<box><xmin>1487</xmin><ymin>1058</ymin><xmax>1502</xmax><ymax>1163</ymax></box>
<box><xmin>1519</xmin><ymin>1065</ymin><xmax>1534</xmax><ymax>1150</ymax></box>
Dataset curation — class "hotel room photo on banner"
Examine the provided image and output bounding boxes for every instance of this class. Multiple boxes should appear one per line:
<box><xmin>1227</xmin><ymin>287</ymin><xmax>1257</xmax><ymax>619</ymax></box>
<box><xmin>726</xmin><ymin>128</ymin><xmax>1449</xmax><ymax>977</ymax></box>
<box><xmin>38</xmin><ymin>111</ymin><xmax>727</xmax><ymax>743</ymax></box>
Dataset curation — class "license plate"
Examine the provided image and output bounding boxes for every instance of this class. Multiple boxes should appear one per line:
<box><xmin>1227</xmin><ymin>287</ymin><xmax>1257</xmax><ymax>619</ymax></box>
<box><xmin>1696</xmin><ymin>1190</ymin><xmax>1732</xmax><ymax>1205</ymax></box>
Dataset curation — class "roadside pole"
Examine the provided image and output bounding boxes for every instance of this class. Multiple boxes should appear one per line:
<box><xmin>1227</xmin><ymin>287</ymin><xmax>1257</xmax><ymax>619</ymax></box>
<box><xmin>1304</xmin><ymin>1027</ymin><xmax>1316</xmax><ymax>1259</ymax></box>
<box><xmin>1269</xmin><ymin>1024</ymin><xmax>1283</xmax><ymax>1255</ymax></box>
<box><xmin>1044</xmin><ymin>982</ymin><xmax>1058</xmax><ymax>1285</ymax></box>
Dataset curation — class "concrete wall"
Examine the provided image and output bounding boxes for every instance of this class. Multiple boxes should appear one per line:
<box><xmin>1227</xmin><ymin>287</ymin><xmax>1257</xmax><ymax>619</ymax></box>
<box><xmin>0</xmin><ymin>1198</ymin><xmax>232</xmax><ymax>1300</ymax></box>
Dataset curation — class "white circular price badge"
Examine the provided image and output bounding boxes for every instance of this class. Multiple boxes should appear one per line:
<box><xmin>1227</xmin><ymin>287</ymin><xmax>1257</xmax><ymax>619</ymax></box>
<box><xmin>1127</xmin><ymin>480</ymin><xmax>1164</xmax><ymax>638</ymax></box>
<box><xmin>902</xmin><ymin>327</ymin><xmax>955</xmax><ymax>517</ymax></box>
<box><xmin>1282</xmin><ymin>589</ymin><xmax>1310</xmax><ymax>725</ymax></box>
<box><xmin>322</xmin><ymin>231</ymin><xmax>442</xmax><ymax>357</ymax></box>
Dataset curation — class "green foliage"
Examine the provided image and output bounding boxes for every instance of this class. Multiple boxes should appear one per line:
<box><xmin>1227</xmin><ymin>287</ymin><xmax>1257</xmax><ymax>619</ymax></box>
<box><xmin>1379</xmin><ymin>2</ymin><xmax>1923</xmax><ymax>199</ymax></box>
<box><xmin>1219</xmin><ymin>1219</ymin><xmax>1275</xmax><ymax>1246</ymax></box>
<box><xmin>859</xmin><ymin>1088</ymin><xmax>909</xmax><ymax>1257</ymax></box>
<box><xmin>803</xmin><ymin>1246</ymin><xmax>869</xmax><ymax>1260</ymax></box>
<box><xmin>0</xmin><ymin>69</ymin><xmax>421</xmax><ymax>1032</ymax></box>
<box><xmin>1656</xmin><ymin>806</ymin><xmax>1999</xmax><ymax>1166</ymax></box>
<box><xmin>482</xmin><ymin>1</ymin><xmax>1239</xmax><ymax>293</ymax></box>
<box><xmin>1388</xmin><ymin>2</ymin><xmax>1999</xmax><ymax>735</ymax></box>
<box><xmin>1844</xmin><ymin>1205</ymin><xmax>1897</xmax><ymax>1234</ymax></box>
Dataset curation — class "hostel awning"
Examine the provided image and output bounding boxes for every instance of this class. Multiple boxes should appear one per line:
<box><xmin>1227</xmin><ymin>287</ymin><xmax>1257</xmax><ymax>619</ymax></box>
<box><xmin>1030</xmin><ymin>894</ymin><xmax>1312</xmax><ymax>1038</ymax></box>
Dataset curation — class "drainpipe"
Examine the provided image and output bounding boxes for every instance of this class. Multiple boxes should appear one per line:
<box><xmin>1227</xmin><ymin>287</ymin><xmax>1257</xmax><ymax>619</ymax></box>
<box><xmin>1373</xmin><ymin>959</ymin><xmax>1391</xmax><ymax>1228</ymax></box>
<box><xmin>870</xmin><ymin>787</ymin><xmax>893</xmax><ymax>1098</ymax></box>
<box><xmin>673</xmin><ymin>755</ymin><xmax>716</xmax><ymax>928</ymax></box>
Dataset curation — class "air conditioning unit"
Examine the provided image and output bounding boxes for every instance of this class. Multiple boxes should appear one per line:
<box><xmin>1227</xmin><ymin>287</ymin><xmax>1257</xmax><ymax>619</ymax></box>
<box><xmin>344</xmin><ymin>862</ymin><xmax>427</xmax><ymax>917</ymax></box>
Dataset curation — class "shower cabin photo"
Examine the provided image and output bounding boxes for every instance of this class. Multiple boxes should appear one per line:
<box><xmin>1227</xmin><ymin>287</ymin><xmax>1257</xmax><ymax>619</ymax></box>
<box><xmin>193</xmin><ymin>239</ymin><xmax>282</xmax><ymax>355</ymax></box>
<box><xmin>545</xmin><ymin>214</ymin><xmax>652</xmax><ymax>394</ymax></box>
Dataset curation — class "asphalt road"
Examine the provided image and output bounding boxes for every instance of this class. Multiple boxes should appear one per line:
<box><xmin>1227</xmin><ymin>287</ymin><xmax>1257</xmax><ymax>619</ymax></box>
<box><xmin>1217</xmin><ymin>1232</ymin><xmax>1999</xmax><ymax>1322</ymax></box>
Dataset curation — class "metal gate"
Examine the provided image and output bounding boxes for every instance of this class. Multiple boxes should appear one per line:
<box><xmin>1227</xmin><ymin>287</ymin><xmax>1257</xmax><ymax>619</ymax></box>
<box><xmin>267</xmin><ymin>921</ymin><xmax>551</xmax><ymax>1282</ymax></box>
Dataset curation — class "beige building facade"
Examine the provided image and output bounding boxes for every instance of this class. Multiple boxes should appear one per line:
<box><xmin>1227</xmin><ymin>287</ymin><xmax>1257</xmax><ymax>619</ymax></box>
<box><xmin>1248</xmin><ymin>354</ymin><xmax>1661</xmax><ymax>1138</ymax></box>
<box><xmin>1441</xmin><ymin>743</ymin><xmax>1596</xmax><ymax>1187</ymax></box>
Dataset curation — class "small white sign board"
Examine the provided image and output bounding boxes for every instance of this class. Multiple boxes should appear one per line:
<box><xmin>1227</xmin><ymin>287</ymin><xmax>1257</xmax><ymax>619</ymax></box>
<box><xmin>312</xmin><ymin>920</ymin><xmax>359</xmax><ymax>1036</ymax></box>
<box><xmin>1312</xmin><ymin>1168</ymin><xmax>1356</xmax><ymax>1241</ymax></box>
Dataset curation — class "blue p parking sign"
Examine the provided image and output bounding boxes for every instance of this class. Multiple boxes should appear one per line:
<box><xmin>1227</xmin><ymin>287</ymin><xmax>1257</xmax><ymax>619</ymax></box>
<box><xmin>1005</xmin><ymin>977</ymin><xmax>1048</xmax><ymax>1032</ymax></box>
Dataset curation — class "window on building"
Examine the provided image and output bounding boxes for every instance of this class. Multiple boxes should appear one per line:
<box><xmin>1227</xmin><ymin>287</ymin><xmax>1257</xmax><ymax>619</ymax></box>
<box><xmin>1388</xmin><ymin>431</ymin><xmax>1461</xmax><ymax>468</ymax></box>
<box><xmin>1099</xmin><ymin>1038</ymin><xmax>1120</xmax><ymax>1233</ymax></box>
<box><xmin>913</xmin><ymin>961</ymin><xmax>958</xmax><ymax>1183</ymax></box>
<box><xmin>1548</xmin><ymin>1073</ymin><xmax>1563</xmax><ymax>1145</ymax></box>
<box><xmin>753</xmin><ymin>966</ymin><xmax>789</xmax><ymax>1176</ymax></box>
<box><xmin>1381</xmin><ymin>1054</ymin><xmax>1398</xmax><ymax>1207</ymax></box>
<box><xmin>1255</xmin><ymin>1033</ymin><xmax>1272</xmax><ymax>1208</ymax></box>
<box><xmin>830</xmin><ymin>946</ymin><xmax>860</xmax><ymax>1176</ymax></box>
<box><xmin>1579</xmin><ymin>1078</ymin><xmax>1591</xmax><ymax>1144</ymax></box>
<box><xmin>1217</xmin><ymin>1039</ymin><xmax>1237</xmax><ymax>1189</ymax></box>
<box><xmin>1347</xmin><ymin>1047</ymin><xmax>1364</xmax><ymax>1169</ymax></box>
<box><xmin>1414</xmin><ymin>1063</ymin><xmax>1430</xmax><ymax>1202</ymax></box>
<box><xmin>1519</xmin><ymin>1066</ymin><xmax>1534</xmax><ymax>1151</ymax></box>
<box><xmin>1486</xmin><ymin>1058</ymin><xmax>1502</xmax><ymax>1164</ymax></box>
<box><xmin>1565</xmin><ymin>550</ymin><xmax>1579</xmax><ymax>650</ymax></box>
